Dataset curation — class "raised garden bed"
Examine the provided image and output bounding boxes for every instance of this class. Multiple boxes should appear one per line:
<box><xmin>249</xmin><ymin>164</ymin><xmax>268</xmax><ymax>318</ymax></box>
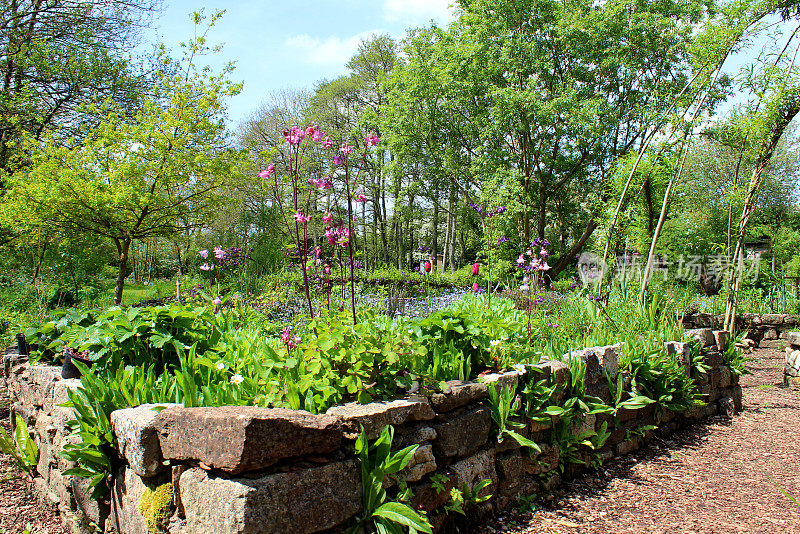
<box><xmin>3</xmin><ymin>328</ymin><xmax>743</xmax><ymax>534</ymax></box>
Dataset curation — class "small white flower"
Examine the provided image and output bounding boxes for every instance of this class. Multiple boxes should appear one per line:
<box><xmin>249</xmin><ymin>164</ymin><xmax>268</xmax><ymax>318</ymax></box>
<box><xmin>490</xmin><ymin>340</ymin><xmax>501</xmax><ymax>347</ymax></box>
<box><xmin>407</xmin><ymin>329</ymin><xmax>414</xmax><ymax>335</ymax></box>
<box><xmin>230</xmin><ymin>374</ymin><xmax>244</xmax><ymax>386</ymax></box>
<box><xmin>215</xmin><ymin>361</ymin><xmax>225</xmax><ymax>371</ymax></box>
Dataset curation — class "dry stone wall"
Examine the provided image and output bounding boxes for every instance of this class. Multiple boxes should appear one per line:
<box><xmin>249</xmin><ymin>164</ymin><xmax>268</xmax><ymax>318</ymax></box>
<box><xmin>682</xmin><ymin>312</ymin><xmax>797</xmax><ymax>342</ymax></box>
<box><xmin>785</xmin><ymin>332</ymin><xmax>800</xmax><ymax>389</ymax></box>
<box><xmin>2</xmin><ymin>329</ymin><xmax>743</xmax><ymax>534</ymax></box>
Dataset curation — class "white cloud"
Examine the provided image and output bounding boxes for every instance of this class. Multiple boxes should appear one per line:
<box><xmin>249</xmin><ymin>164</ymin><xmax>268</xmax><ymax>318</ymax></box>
<box><xmin>383</xmin><ymin>0</ymin><xmax>455</xmax><ymax>24</ymax></box>
<box><xmin>284</xmin><ymin>30</ymin><xmax>384</xmax><ymax>67</ymax></box>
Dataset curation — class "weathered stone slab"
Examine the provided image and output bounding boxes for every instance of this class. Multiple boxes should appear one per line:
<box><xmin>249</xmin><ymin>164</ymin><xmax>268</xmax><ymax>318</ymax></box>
<box><xmin>551</xmin><ymin>360</ymin><xmax>570</xmax><ymax>385</ymax></box>
<box><xmin>433</xmin><ymin>406</ymin><xmax>491</xmax><ymax>458</ymax></box>
<box><xmin>718</xmin><ymin>366</ymin><xmax>732</xmax><ymax>389</ymax></box>
<box><xmin>179</xmin><ymin>461</ymin><xmax>360</xmax><ymax>534</ymax></box>
<box><xmin>718</xmin><ymin>396</ymin><xmax>736</xmax><ymax>417</ymax></box>
<box><xmin>685</xmin><ymin>328</ymin><xmax>715</xmax><ymax>347</ymax></box>
<box><xmin>112</xmin><ymin>404</ymin><xmax>180</xmax><ymax>478</ymax></box>
<box><xmin>450</xmin><ymin>448</ymin><xmax>497</xmax><ymax>498</ymax></box>
<box><xmin>326</xmin><ymin>398</ymin><xmax>435</xmax><ymax>439</ymax></box>
<box><xmin>480</xmin><ymin>368</ymin><xmax>524</xmax><ymax>393</ymax></box>
<box><xmin>712</xmin><ymin>330</ymin><xmax>729</xmax><ymax>352</ymax></box>
<box><xmin>155</xmin><ymin>406</ymin><xmax>342</xmax><ymax>474</ymax></box>
<box><xmin>428</xmin><ymin>380</ymin><xmax>488</xmax><ymax>412</ymax></box>
<box><xmin>44</xmin><ymin>378</ymin><xmax>81</xmax><ymax>414</ymax></box>
<box><xmin>762</xmin><ymin>314</ymin><xmax>784</xmax><ymax>325</ymax></box>
<box><xmin>394</xmin><ymin>424</ymin><xmax>437</xmax><ymax>449</ymax></box>
<box><xmin>788</xmin><ymin>332</ymin><xmax>800</xmax><ymax>347</ymax></box>
<box><xmin>399</xmin><ymin>444</ymin><xmax>437</xmax><ymax>482</ymax></box>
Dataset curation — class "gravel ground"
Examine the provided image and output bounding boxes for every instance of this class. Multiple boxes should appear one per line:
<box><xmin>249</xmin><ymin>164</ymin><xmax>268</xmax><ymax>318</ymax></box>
<box><xmin>1</xmin><ymin>342</ymin><xmax>797</xmax><ymax>534</ymax></box>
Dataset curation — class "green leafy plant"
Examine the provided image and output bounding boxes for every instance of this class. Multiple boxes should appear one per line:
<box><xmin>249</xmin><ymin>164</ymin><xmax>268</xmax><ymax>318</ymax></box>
<box><xmin>486</xmin><ymin>383</ymin><xmax>540</xmax><ymax>454</ymax></box>
<box><xmin>443</xmin><ymin>478</ymin><xmax>493</xmax><ymax>516</ymax></box>
<box><xmin>349</xmin><ymin>425</ymin><xmax>432</xmax><ymax>534</ymax></box>
<box><xmin>0</xmin><ymin>413</ymin><xmax>38</xmax><ymax>476</ymax></box>
<box><xmin>721</xmin><ymin>332</ymin><xmax>752</xmax><ymax>376</ymax></box>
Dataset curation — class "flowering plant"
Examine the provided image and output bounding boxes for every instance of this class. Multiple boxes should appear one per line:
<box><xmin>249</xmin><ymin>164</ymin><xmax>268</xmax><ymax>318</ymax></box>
<box><xmin>258</xmin><ymin>124</ymin><xmax>381</xmax><ymax>322</ymax></box>
<box><xmin>469</xmin><ymin>202</ymin><xmax>508</xmax><ymax>304</ymax></box>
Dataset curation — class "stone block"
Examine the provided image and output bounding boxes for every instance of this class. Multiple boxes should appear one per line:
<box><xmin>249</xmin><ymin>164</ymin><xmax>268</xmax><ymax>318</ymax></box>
<box><xmin>428</xmin><ymin>380</ymin><xmax>487</xmax><ymax>413</ymax></box>
<box><xmin>44</xmin><ymin>378</ymin><xmax>82</xmax><ymax>414</ymax></box>
<box><xmin>326</xmin><ymin>398</ymin><xmax>435</xmax><ymax>440</ymax></box>
<box><xmin>73</xmin><ymin>475</ymin><xmax>111</xmax><ymax>530</ymax></box>
<box><xmin>179</xmin><ymin>461</ymin><xmax>360</xmax><ymax>534</ymax></box>
<box><xmin>394</xmin><ymin>424</ymin><xmax>437</xmax><ymax>449</ymax></box>
<box><xmin>665</xmin><ymin>341</ymin><xmax>692</xmax><ymax>374</ymax></box>
<box><xmin>521</xmin><ymin>443</ymin><xmax>559</xmax><ymax>475</ymax></box>
<box><xmin>763</xmin><ymin>328</ymin><xmax>778</xmax><ymax>340</ymax></box>
<box><xmin>712</xmin><ymin>331</ymin><xmax>729</xmax><ymax>352</ymax></box>
<box><xmin>787</xmin><ymin>331</ymin><xmax>800</xmax><ymax>347</ymax></box>
<box><xmin>539</xmin><ymin>359</ymin><xmax>570</xmax><ymax>385</ymax></box>
<box><xmin>784</xmin><ymin>315</ymin><xmax>797</xmax><ymax>326</ymax></box>
<box><xmin>112</xmin><ymin>404</ymin><xmax>179</xmax><ymax>478</ymax></box>
<box><xmin>616</xmin><ymin>436</ymin><xmax>641</xmax><ymax>455</ymax></box>
<box><xmin>731</xmin><ymin>385</ymin><xmax>743</xmax><ymax>412</ymax></box>
<box><xmin>718</xmin><ymin>366</ymin><xmax>732</xmax><ymax>389</ymax></box>
<box><xmin>564</xmin><ymin>348</ymin><xmax>602</xmax><ymax>386</ymax></box>
<box><xmin>156</xmin><ymin>406</ymin><xmax>342</xmax><ymax>474</ymax></box>
<box><xmin>432</xmin><ymin>406</ymin><xmax>491</xmax><ymax>458</ymax></box>
<box><xmin>450</xmin><ymin>448</ymin><xmax>497</xmax><ymax>498</ymax></box>
<box><xmin>480</xmin><ymin>368</ymin><xmax>524</xmax><ymax>393</ymax></box>
<box><xmin>762</xmin><ymin>314</ymin><xmax>784</xmax><ymax>325</ymax></box>
<box><xmin>686</xmin><ymin>328</ymin><xmax>715</xmax><ymax>347</ymax></box>
<box><xmin>410</xmin><ymin>473</ymin><xmax>455</xmax><ymax>512</ymax></box>
<box><xmin>108</xmin><ymin>467</ymin><xmax>167</xmax><ymax>534</ymax></box>
<box><xmin>718</xmin><ymin>396</ymin><xmax>736</xmax><ymax>417</ymax></box>
<box><xmin>399</xmin><ymin>444</ymin><xmax>437</xmax><ymax>482</ymax></box>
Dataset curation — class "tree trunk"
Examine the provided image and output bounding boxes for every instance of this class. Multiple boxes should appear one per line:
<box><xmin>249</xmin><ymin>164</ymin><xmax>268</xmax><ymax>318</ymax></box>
<box><xmin>724</xmin><ymin>96</ymin><xmax>800</xmax><ymax>331</ymax></box>
<box><xmin>549</xmin><ymin>219</ymin><xmax>597</xmax><ymax>280</ymax></box>
<box><xmin>114</xmin><ymin>237</ymin><xmax>132</xmax><ymax>306</ymax></box>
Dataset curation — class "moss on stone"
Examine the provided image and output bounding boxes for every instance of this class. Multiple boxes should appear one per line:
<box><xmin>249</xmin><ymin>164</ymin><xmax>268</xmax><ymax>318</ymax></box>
<box><xmin>138</xmin><ymin>482</ymin><xmax>174</xmax><ymax>533</ymax></box>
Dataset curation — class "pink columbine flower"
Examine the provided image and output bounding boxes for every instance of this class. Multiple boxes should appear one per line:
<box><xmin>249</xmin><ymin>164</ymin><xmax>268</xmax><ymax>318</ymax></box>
<box><xmin>258</xmin><ymin>164</ymin><xmax>275</xmax><ymax>179</ymax></box>
<box><xmin>214</xmin><ymin>247</ymin><xmax>225</xmax><ymax>260</ymax></box>
<box><xmin>339</xmin><ymin>143</ymin><xmax>353</xmax><ymax>155</ymax></box>
<box><xmin>473</xmin><ymin>282</ymin><xmax>480</xmax><ymax>292</ymax></box>
<box><xmin>200</xmin><ymin>263</ymin><xmax>211</xmax><ymax>271</ymax></box>
<box><xmin>356</xmin><ymin>193</ymin><xmax>367</xmax><ymax>202</ymax></box>
<box><xmin>323</xmin><ymin>136</ymin><xmax>333</xmax><ymax>148</ymax></box>
<box><xmin>324</xmin><ymin>265</ymin><xmax>331</xmax><ymax>275</ymax></box>
<box><xmin>199</xmin><ymin>249</ymin><xmax>208</xmax><ymax>259</ymax></box>
<box><xmin>322</xmin><ymin>212</ymin><xmax>333</xmax><ymax>224</ymax></box>
<box><xmin>212</xmin><ymin>296</ymin><xmax>222</xmax><ymax>306</ymax></box>
<box><xmin>520</xmin><ymin>284</ymin><xmax>530</xmax><ymax>291</ymax></box>
<box><xmin>365</xmin><ymin>133</ymin><xmax>380</xmax><ymax>146</ymax></box>
<box><xmin>332</xmin><ymin>155</ymin><xmax>343</xmax><ymax>165</ymax></box>
<box><xmin>293</xmin><ymin>211</ymin><xmax>312</xmax><ymax>223</ymax></box>
<box><xmin>472</xmin><ymin>263</ymin><xmax>480</xmax><ymax>276</ymax></box>
<box><xmin>284</xmin><ymin>126</ymin><xmax>305</xmax><ymax>145</ymax></box>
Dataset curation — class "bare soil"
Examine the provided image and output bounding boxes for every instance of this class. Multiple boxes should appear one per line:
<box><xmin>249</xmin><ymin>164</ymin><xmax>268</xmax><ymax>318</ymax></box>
<box><xmin>1</xmin><ymin>343</ymin><xmax>798</xmax><ymax>534</ymax></box>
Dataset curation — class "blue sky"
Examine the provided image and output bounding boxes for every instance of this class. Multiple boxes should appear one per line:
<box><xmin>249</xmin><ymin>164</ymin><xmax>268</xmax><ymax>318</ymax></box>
<box><xmin>146</xmin><ymin>1</ymin><xmax>456</xmax><ymax>127</ymax></box>
<box><xmin>144</xmin><ymin>3</ymin><xmax>795</xmax><ymax>129</ymax></box>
